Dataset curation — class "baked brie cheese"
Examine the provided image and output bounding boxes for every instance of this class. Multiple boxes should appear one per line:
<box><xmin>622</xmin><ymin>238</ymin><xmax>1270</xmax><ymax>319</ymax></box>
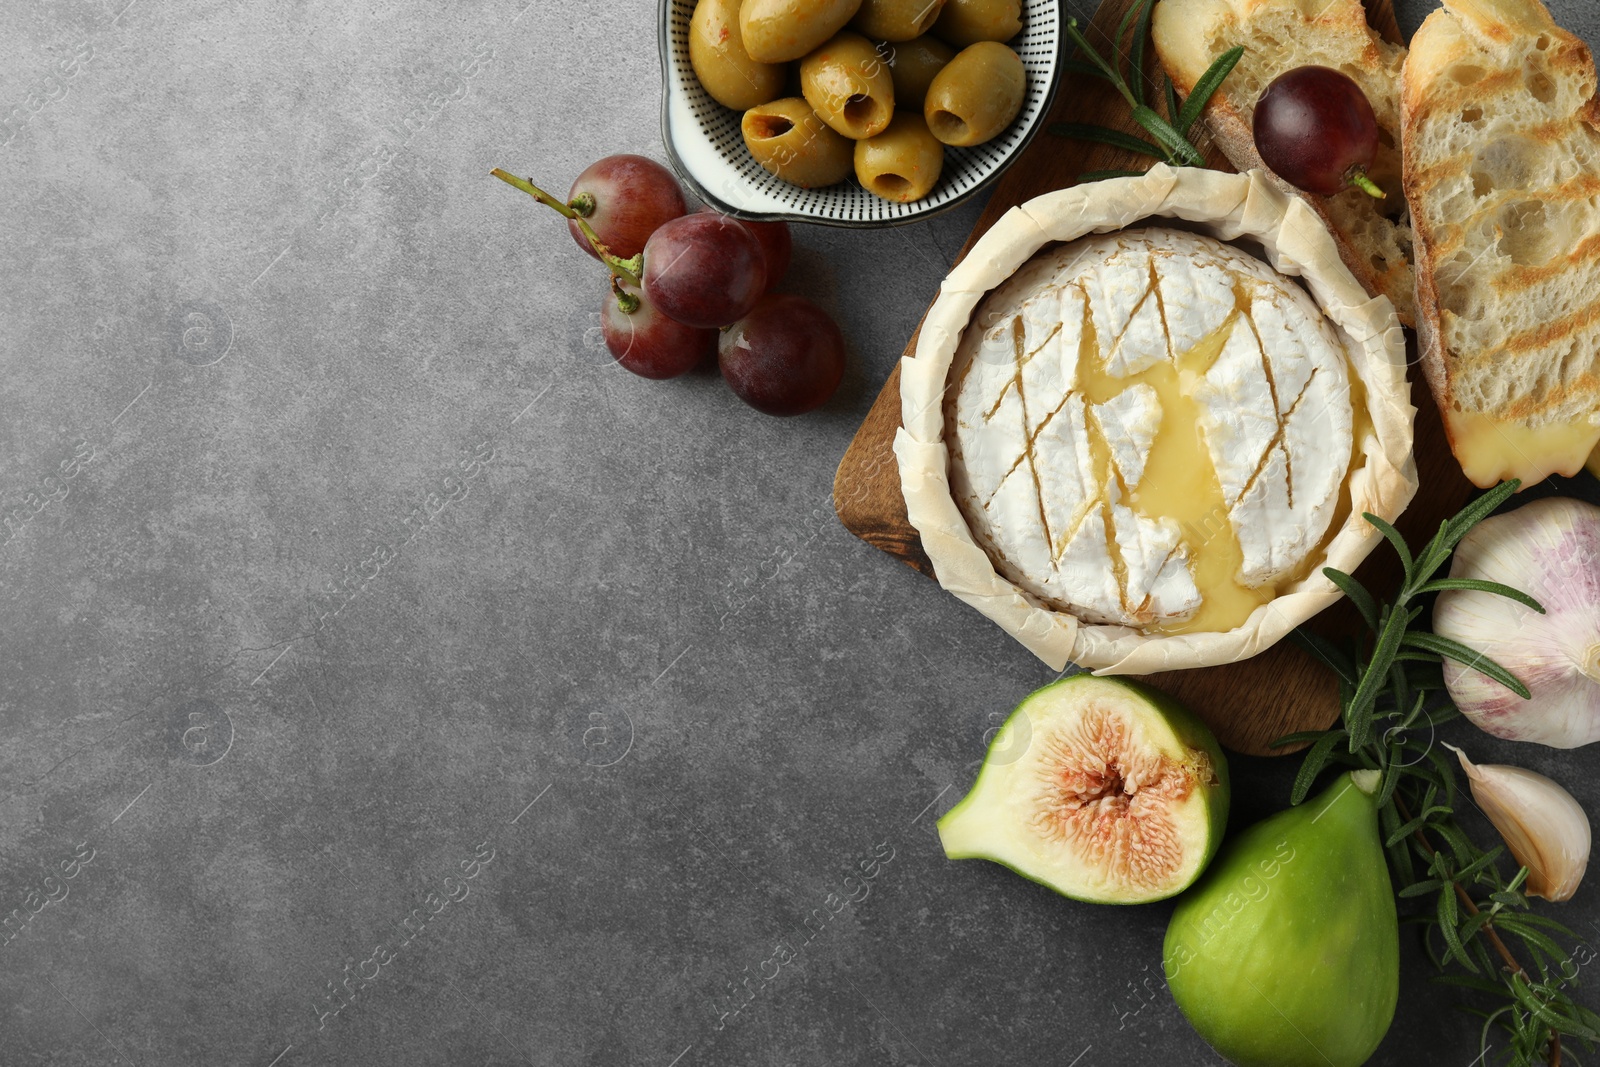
<box><xmin>946</xmin><ymin>228</ymin><xmax>1354</xmax><ymax>635</ymax></box>
<box><xmin>895</xmin><ymin>166</ymin><xmax>1416</xmax><ymax>674</ymax></box>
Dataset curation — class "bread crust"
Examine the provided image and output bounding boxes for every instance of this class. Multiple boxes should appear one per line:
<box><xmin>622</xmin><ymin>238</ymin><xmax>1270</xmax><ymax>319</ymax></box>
<box><xmin>1153</xmin><ymin>0</ymin><xmax>1414</xmax><ymax>325</ymax></box>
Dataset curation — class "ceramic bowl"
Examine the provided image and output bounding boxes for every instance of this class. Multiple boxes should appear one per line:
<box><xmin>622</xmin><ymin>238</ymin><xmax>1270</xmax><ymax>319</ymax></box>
<box><xmin>657</xmin><ymin>0</ymin><xmax>1063</xmax><ymax>226</ymax></box>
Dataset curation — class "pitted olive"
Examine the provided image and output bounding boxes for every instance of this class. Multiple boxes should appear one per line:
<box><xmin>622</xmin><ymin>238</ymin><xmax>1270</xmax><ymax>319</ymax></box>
<box><xmin>741</xmin><ymin>0</ymin><xmax>864</xmax><ymax>64</ymax></box>
<box><xmin>924</xmin><ymin>41</ymin><xmax>1025</xmax><ymax>147</ymax></box>
<box><xmin>742</xmin><ymin>97</ymin><xmax>855</xmax><ymax>188</ymax></box>
<box><xmin>887</xmin><ymin>34</ymin><xmax>956</xmax><ymax>110</ymax></box>
<box><xmin>851</xmin><ymin>0</ymin><xmax>947</xmax><ymax>42</ymax></box>
<box><xmin>690</xmin><ymin>0</ymin><xmax>786</xmax><ymax>110</ymax></box>
<box><xmin>931</xmin><ymin>0</ymin><xmax>1021</xmax><ymax>46</ymax></box>
<box><xmin>799</xmin><ymin>31</ymin><xmax>896</xmax><ymax>140</ymax></box>
<box><xmin>855</xmin><ymin>112</ymin><xmax>945</xmax><ymax>202</ymax></box>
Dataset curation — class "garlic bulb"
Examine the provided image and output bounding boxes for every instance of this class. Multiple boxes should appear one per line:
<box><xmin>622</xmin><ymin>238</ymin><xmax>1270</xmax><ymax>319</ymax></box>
<box><xmin>1433</xmin><ymin>497</ymin><xmax>1600</xmax><ymax>748</ymax></box>
<box><xmin>1446</xmin><ymin>745</ymin><xmax>1590</xmax><ymax>902</ymax></box>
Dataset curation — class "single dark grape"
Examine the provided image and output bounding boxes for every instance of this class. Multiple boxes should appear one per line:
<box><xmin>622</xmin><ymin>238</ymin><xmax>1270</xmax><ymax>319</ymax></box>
<box><xmin>1253</xmin><ymin>66</ymin><xmax>1383</xmax><ymax>198</ymax></box>
<box><xmin>700</xmin><ymin>208</ymin><xmax>792</xmax><ymax>293</ymax></box>
<box><xmin>566</xmin><ymin>155</ymin><xmax>688</xmax><ymax>261</ymax></box>
<box><xmin>718</xmin><ymin>294</ymin><xmax>845</xmax><ymax>416</ymax></box>
<box><xmin>742</xmin><ymin>219</ymin><xmax>792</xmax><ymax>293</ymax></box>
<box><xmin>600</xmin><ymin>282</ymin><xmax>715</xmax><ymax>379</ymax></box>
<box><xmin>642</xmin><ymin>213</ymin><xmax>768</xmax><ymax>329</ymax></box>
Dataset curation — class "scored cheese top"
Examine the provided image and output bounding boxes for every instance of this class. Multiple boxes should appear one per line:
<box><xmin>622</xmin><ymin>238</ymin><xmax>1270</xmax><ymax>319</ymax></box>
<box><xmin>894</xmin><ymin>165</ymin><xmax>1416</xmax><ymax>675</ymax></box>
<box><xmin>945</xmin><ymin>228</ymin><xmax>1355</xmax><ymax>635</ymax></box>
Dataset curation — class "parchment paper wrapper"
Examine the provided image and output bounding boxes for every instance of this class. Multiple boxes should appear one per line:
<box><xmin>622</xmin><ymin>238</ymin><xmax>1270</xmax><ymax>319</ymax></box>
<box><xmin>894</xmin><ymin>164</ymin><xmax>1417</xmax><ymax>674</ymax></box>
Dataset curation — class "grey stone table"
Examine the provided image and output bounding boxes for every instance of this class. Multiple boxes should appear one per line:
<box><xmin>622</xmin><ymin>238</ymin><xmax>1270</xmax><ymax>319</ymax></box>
<box><xmin>4</xmin><ymin>1</ymin><xmax>1599</xmax><ymax>1065</ymax></box>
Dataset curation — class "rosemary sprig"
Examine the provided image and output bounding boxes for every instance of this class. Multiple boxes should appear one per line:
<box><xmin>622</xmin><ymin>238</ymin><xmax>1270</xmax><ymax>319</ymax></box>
<box><xmin>1049</xmin><ymin>0</ymin><xmax>1242</xmax><ymax>176</ymax></box>
<box><xmin>1278</xmin><ymin>481</ymin><xmax>1600</xmax><ymax>1067</ymax></box>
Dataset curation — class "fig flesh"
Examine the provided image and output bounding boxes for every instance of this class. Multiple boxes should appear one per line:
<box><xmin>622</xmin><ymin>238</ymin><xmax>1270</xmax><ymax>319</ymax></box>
<box><xmin>1164</xmin><ymin>771</ymin><xmax>1399</xmax><ymax>1067</ymax></box>
<box><xmin>938</xmin><ymin>676</ymin><xmax>1229</xmax><ymax>904</ymax></box>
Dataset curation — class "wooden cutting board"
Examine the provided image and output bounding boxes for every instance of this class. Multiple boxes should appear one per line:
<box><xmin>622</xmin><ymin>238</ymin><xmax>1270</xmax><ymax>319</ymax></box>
<box><xmin>833</xmin><ymin>0</ymin><xmax>1475</xmax><ymax>756</ymax></box>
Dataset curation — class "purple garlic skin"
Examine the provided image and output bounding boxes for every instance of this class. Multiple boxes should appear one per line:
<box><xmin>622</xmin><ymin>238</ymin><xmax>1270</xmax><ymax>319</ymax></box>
<box><xmin>1435</xmin><ymin>497</ymin><xmax>1600</xmax><ymax>749</ymax></box>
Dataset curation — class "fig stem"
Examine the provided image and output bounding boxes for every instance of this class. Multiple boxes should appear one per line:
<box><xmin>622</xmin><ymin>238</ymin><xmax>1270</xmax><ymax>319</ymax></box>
<box><xmin>489</xmin><ymin>168</ymin><xmax>643</xmax><ymax>288</ymax></box>
<box><xmin>1346</xmin><ymin>167</ymin><xmax>1385</xmax><ymax>200</ymax></box>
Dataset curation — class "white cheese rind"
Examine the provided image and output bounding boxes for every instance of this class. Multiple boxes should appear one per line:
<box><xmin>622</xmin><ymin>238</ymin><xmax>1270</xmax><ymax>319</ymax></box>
<box><xmin>1092</xmin><ymin>382</ymin><xmax>1162</xmax><ymax>496</ymax></box>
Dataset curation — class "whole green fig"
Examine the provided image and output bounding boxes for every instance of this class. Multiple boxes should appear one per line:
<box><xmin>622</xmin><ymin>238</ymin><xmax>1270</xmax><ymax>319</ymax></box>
<box><xmin>1163</xmin><ymin>770</ymin><xmax>1399</xmax><ymax>1067</ymax></box>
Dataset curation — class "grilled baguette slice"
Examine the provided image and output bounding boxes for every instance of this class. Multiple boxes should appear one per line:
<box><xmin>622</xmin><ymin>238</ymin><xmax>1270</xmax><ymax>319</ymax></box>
<box><xmin>1152</xmin><ymin>0</ymin><xmax>1414</xmax><ymax>325</ymax></box>
<box><xmin>1403</xmin><ymin>0</ymin><xmax>1600</xmax><ymax>487</ymax></box>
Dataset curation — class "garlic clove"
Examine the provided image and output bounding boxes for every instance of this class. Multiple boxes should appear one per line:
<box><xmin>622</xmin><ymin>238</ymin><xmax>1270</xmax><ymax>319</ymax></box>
<box><xmin>1447</xmin><ymin>744</ymin><xmax>1591</xmax><ymax>902</ymax></box>
<box><xmin>1433</xmin><ymin>497</ymin><xmax>1600</xmax><ymax>749</ymax></box>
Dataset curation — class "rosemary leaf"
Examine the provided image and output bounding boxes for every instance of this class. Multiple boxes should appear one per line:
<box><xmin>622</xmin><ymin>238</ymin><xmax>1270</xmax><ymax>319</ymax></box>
<box><xmin>1269</xmin><ymin>728</ymin><xmax>1343</xmax><ymax>747</ymax></box>
<box><xmin>1290</xmin><ymin>733</ymin><xmax>1343</xmax><ymax>805</ymax></box>
<box><xmin>1401</xmin><ymin>632</ymin><xmax>1533</xmax><ymax>699</ymax></box>
<box><xmin>1288</xmin><ymin>628</ymin><xmax>1358</xmax><ymax>684</ymax></box>
<box><xmin>1077</xmin><ymin>169</ymin><xmax>1148</xmax><ymax>182</ymax></box>
<box><xmin>1416</xmin><ymin>577</ymin><xmax>1546</xmax><ymax>613</ymax></box>
<box><xmin>1452</xmin><ymin>847</ymin><xmax>1507</xmax><ymax>885</ymax></box>
<box><xmin>1380</xmin><ymin>803</ymin><xmax>1416</xmax><ymax>885</ymax></box>
<box><xmin>1132</xmin><ymin>104</ymin><xmax>1203</xmax><ymax>165</ymax></box>
<box><xmin>1049</xmin><ymin>122</ymin><xmax>1166</xmax><ymax>158</ymax></box>
<box><xmin>1322</xmin><ymin>567</ymin><xmax>1380</xmax><ymax>632</ymax></box>
<box><xmin>1439</xmin><ymin>974</ymin><xmax>1519</xmax><ymax>996</ymax></box>
<box><xmin>1364</xmin><ymin>512</ymin><xmax>1415</xmax><ymax>578</ymax></box>
<box><xmin>1344</xmin><ymin>608</ymin><xmax>1408</xmax><ymax>750</ymax></box>
<box><xmin>1064</xmin><ymin>18</ymin><xmax>1131</xmax><ymax>106</ymax></box>
<box><xmin>1375</xmin><ymin>742</ymin><xmax>1404</xmax><ymax>807</ymax></box>
<box><xmin>1128</xmin><ymin>0</ymin><xmax>1155</xmax><ymax>107</ymax></box>
<box><xmin>1054</xmin><ymin>19</ymin><xmax>1218</xmax><ymax>175</ymax></box>
<box><xmin>1176</xmin><ymin>45</ymin><xmax>1244</xmax><ymax>136</ymax></box>
<box><xmin>1060</xmin><ymin>58</ymin><xmax>1114</xmax><ymax>82</ymax></box>
<box><xmin>1438</xmin><ymin>888</ymin><xmax>1478</xmax><ymax>972</ymax></box>
<box><xmin>1428</xmin><ymin>480</ymin><xmax>1522</xmax><ymax>570</ymax></box>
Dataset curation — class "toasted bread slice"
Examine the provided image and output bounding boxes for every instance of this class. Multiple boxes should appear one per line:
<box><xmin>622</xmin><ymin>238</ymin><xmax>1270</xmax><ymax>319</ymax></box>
<box><xmin>1153</xmin><ymin>0</ymin><xmax>1414</xmax><ymax>325</ymax></box>
<box><xmin>1402</xmin><ymin>0</ymin><xmax>1600</xmax><ymax>487</ymax></box>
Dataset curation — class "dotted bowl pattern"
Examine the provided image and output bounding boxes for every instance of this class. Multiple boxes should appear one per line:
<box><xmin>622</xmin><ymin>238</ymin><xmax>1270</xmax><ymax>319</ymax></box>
<box><xmin>657</xmin><ymin>0</ymin><xmax>1063</xmax><ymax>227</ymax></box>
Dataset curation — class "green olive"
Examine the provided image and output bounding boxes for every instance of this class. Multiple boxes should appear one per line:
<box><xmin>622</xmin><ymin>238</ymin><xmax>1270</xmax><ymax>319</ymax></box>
<box><xmin>931</xmin><ymin>0</ymin><xmax>1021</xmax><ymax>46</ymax></box>
<box><xmin>850</xmin><ymin>0</ymin><xmax>947</xmax><ymax>42</ymax></box>
<box><xmin>887</xmin><ymin>34</ymin><xmax>956</xmax><ymax>110</ymax></box>
<box><xmin>924</xmin><ymin>41</ymin><xmax>1025</xmax><ymax>146</ymax></box>
<box><xmin>742</xmin><ymin>97</ymin><xmax>855</xmax><ymax>188</ymax></box>
<box><xmin>690</xmin><ymin>0</ymin><xmax>786</xmax><ymax>110</ymax></box>
<box><xmin>799</xmin><ymin>31</ymin><xmax>896</xmax><ymax>140</ymax></box>
<box><xmin>741</xmin><ymin>0</ymin><xmax>864</xmax><ymax>64</ymax></box>
<box><xmin>855</xmin><ymin>112</ymin><xmax>945</xmax><ymax>202</ymax></box>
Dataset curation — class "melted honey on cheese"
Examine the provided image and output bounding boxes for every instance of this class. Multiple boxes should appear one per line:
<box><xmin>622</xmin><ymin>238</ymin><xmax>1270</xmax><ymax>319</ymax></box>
<box><xmin>1077</xmin><ymin>283</ymin><xmax>1272</xmax><ymax>635</ymax></box>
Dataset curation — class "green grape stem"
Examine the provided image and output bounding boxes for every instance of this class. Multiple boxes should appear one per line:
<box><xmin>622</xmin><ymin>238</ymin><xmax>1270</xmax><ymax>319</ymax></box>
<box><xmin>489</xmin><ymin>168</ymin><xmax>644</xmax><ymax>290</ymax></box>
<box><xmin>1347</xmin><ymin>166</ymin><xmax>1386</xmax><ymax>199</ymax></box>
<box><xmin>610</xmin><ymin>277</ymin><xmax>640</xmax><ymax>315</ymax></box>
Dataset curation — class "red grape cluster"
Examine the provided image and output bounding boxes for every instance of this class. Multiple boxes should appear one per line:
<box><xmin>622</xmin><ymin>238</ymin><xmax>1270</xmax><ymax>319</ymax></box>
<box><xmin>493</xmin><ymin>155</ymin><xmax>845</xmax><ymax>416</ymax></box>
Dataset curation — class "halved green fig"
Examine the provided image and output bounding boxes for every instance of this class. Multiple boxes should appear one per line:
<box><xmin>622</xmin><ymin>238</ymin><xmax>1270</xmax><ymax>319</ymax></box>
<box><xmin>937</xmin><ymin>675</ymin><xmax>1229</xmax><ymax>904</ymax></box>
<box><xmin>1164</xmin><ymin>771</ymin><xmax>1399</xmax><ymax>1067</ymax></box>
